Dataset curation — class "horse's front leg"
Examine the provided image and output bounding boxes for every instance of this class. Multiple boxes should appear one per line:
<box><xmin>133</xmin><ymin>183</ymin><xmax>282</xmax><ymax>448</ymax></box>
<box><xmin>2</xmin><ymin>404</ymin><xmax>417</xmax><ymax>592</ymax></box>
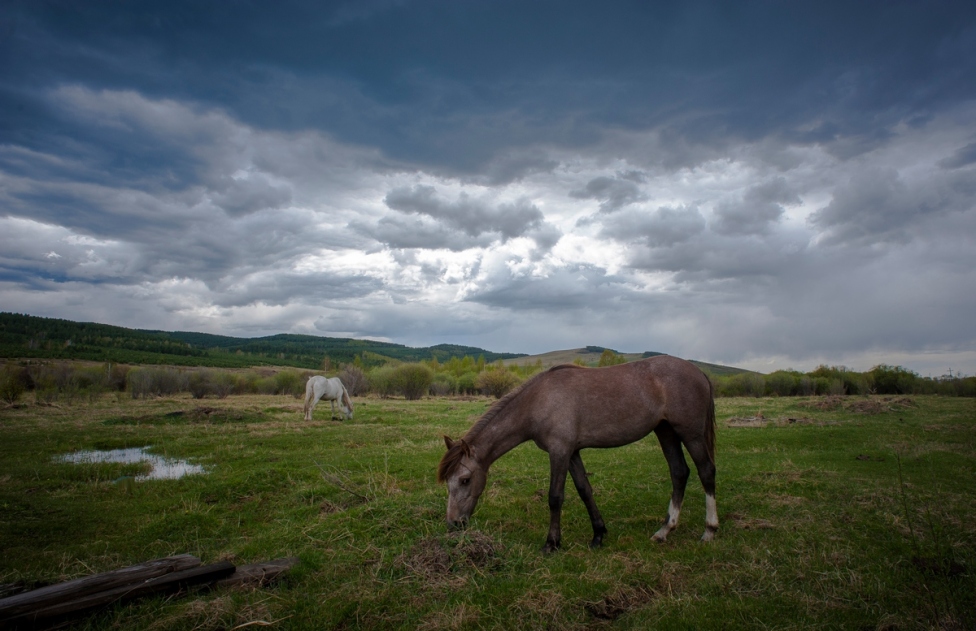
<box><xmin>544</xmin><ymin>452</ymin><xmax>571</xmax><ymax>554</ymax></box>
<box><xmin>569</xmin><ymin>451</ymin><xmax>607</xmax><ymax>548</ymax></box>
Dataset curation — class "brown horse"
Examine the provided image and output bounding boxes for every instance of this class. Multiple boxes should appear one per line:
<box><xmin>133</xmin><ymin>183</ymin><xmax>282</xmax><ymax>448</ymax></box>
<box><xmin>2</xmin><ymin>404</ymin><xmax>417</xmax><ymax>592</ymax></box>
<box><xmin>438</xmin><ymin>355</ymin><xmax>717</xmax><ymax>553</ymax></box>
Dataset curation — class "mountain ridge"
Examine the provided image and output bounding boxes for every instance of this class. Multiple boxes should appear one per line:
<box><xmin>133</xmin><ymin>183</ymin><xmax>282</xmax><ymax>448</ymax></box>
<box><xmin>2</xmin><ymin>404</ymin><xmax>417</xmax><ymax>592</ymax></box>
<box><xmin>0</xmin><ymin>312</ymin><xmax>751</xmax><ymax>375</ymax></box>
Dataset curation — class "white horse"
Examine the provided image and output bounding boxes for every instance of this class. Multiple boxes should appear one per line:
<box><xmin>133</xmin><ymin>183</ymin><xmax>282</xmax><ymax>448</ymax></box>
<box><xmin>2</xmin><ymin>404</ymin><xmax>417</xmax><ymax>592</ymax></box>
<box><xmin>304</xmin><ymin>376</ymin><xmax>354</xmax><ymax>421</ymax></box>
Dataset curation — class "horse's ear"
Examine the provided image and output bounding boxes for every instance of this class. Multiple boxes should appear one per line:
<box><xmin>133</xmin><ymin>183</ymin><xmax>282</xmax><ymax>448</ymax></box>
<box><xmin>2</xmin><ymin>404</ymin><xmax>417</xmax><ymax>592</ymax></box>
<box><xmin>444</xmin><ymin>435</ymin><xmax>455</xmax><ymax>449</ymax></box>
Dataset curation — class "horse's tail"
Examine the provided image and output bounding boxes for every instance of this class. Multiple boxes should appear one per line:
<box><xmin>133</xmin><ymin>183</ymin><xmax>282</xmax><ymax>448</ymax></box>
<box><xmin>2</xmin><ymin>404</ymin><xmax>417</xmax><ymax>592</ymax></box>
<box><xmin>703</xmin><ymin>374</ymin><xmax>716</xmax><ymax>464</ymax></box>
<box><xmin>303</xmin><ymin>379</ymin><xmax>313</xmax><ymax>417</ymax></box>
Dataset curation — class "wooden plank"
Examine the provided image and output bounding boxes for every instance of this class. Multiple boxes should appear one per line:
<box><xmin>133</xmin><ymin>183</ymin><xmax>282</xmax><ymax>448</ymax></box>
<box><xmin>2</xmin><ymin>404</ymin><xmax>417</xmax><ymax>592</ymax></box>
<box><xmin>4</xmin><ymin>561</ymin><xmax>236</xmax><ymax>626</ymax></box>
<box><xmin>215</xmin><ymin>557</ymin><xmax>299</xmax><ymax>588</ymax></box>
<box><xmin>0</xmin><ymin>555</ymin><xmax>200</xmax><ymax>620</ymax></box>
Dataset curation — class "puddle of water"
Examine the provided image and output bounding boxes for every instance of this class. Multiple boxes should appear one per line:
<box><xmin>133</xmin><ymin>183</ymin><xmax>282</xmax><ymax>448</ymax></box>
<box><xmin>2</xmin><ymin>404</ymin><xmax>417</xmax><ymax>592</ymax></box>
<box><xmin>56</xmin><ymin>447</ymin><xmax>205</xmax><ymax>481</ymax></box>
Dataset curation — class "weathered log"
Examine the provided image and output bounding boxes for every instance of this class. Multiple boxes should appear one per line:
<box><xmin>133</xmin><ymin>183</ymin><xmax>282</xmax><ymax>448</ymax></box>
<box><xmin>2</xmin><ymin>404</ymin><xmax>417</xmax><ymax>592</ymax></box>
<box><xmin>215</xmin><ymin>557</ymin><xmax>300</xmax><ymax>588</ymax></box>
<box><xmin>2</xmin><ymin>560</ymin><xmax>235</xmax><ymax>627</ymax></box>
<box><xmin>0</xmin><ymin>555</ymin><xmax>200</xmax><ymax>621</ymax></box>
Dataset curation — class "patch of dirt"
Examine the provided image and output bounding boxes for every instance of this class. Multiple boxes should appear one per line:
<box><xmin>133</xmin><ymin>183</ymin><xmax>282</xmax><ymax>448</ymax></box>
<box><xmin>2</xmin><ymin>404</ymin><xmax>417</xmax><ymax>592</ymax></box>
<box><xmin>319</xmin><ymin>500</ymin><xmax>344</xmax><ymax>514</ymax></box>
<box><xmin>396</xmin><ymin>531</ymin><xmax>502</xmax><ymax>579</ymax></box>
<box><xmin>583</xmin><ymin>583</ymin><xmax>658</xmax><ymax>621</ymax></box>
<box><xmin>855</xmin><ymin>454</ymin><xmax>885</xmax><ymax>462</ymax></box>
<box><xmin>725</xmin><ymin>512</ymin><xmax>775</xmax><ymax>530</ymax></box>
<box><xmin>727</xmin><ymin>416</ymin><xmax>769</xmax><ymax>428</ymax></box>
<box><xmin>800</xmin><ymin>396</ymin><xmax>916</xmax><ymax>415</ymax></box>
<box><xmin>911</xmin><ymin>555</ymin><xmax>967</xmax><ymax>578</ymax></box>
<box><xmin>726</xmin><ymin>415</ymin><xmax>831</xmax><ymax>428</ymax></box>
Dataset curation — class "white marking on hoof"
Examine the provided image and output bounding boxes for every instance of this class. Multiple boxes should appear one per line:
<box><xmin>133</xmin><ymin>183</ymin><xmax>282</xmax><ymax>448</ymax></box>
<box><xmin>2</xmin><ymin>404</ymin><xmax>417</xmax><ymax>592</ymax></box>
<box><xmin>652</xmin><ymin>528</ymin><xmax>669</xmax><ymax>543</ymax></box>
<box><xmin>700</xmin><ymin>528</ymin><xmax>716</xmax><ymax>542</ymax></box>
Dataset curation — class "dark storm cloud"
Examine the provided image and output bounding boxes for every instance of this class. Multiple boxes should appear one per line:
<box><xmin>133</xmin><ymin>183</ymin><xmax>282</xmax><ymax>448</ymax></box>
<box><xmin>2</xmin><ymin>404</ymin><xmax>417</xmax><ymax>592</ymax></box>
<box><xmin>350</xmin><ymin>214</ymin><xmax>495</xmax><ymax>252</ymax></box>
<box><xmin>383</xmin><ymin>185</ymin><xmax>545</xmax><ymax>240</ymax></box>
<box><xmin>211</xmin><ymin>270</ymin><xmax>382</xmax><ymax>308</ymax></box>
<box><xmin>598</xmin><ymin>205</ymin><xmax>706</xmax><ymax>248</ymax></box>
<box><xmin>569</xmin><ymin>173</ymin><xmax>647</xmax><ymax>213</ymax></box>
<box><xmin>809</xmin><ymin>167</ymin><xmax>976</xmax><ymax>247</ymax></box>
<box><xmin>711</xmin><ymin>178</ymin><xmax>800</xmax><ymax>236</ymax></box>
<box><xmin>5</xmin><ymin>1</ymin><xmax>975</xmax><ymax>175</ymax></box>
<box><xmin>939</xmin><ymin>141</ymin><xmax>976</xmax><ymax>169</ymax></box>
<box><xmin>464</xmin><ymin>264</ymin><xmax>632</xmax><ymax>312</ymax></box>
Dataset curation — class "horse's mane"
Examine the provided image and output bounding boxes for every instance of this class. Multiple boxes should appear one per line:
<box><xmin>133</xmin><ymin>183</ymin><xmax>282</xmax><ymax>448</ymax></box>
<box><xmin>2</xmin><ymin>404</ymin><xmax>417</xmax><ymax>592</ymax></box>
<box><xmin>437</xmin><ymin>364</ymin><xmax>585</xmax><ymax>482</ymax></box>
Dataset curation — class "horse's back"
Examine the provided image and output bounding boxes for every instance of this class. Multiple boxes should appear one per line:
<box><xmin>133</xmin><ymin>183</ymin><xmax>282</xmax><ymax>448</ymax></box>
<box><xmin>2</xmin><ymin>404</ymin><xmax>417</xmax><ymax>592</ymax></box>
<box><xmin>531</xmin><ymin>356</ymin><xmax>711</xmax><ymax>448</ymax></box>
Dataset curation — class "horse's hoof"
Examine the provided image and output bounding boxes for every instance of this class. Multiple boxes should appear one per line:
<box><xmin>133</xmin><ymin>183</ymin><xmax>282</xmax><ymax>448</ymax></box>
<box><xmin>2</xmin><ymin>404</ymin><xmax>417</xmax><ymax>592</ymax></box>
<box><xmin>541</xmin><ymin>541</ymin><xmax>560</xmax><ymax>555</ymax></box>
<box><xmin>589</xmin><ymin>538</ymin><xmax>603</xmax><ymax>549</ymax></box>
<box><xmin>651</xmin><ymin>530</ymin><xmax>668</xmax><ymax>543</ymax></box>
<box><xmin>700</xmin><ymin>528</ymin><xmax>717</xmax><ymax>542</ymax></box>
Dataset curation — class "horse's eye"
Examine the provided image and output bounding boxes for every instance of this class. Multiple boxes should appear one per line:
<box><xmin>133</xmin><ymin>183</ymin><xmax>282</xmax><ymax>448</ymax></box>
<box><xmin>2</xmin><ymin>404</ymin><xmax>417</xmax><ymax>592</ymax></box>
<box><xmin>460</xmin><ymin>478</ymin><xmax>470</xmax><ymax>486</ymax></box>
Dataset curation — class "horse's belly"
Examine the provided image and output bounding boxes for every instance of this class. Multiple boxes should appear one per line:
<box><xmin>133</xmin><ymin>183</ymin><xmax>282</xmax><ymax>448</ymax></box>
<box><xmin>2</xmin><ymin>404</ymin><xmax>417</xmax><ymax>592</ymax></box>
<box><xmin>578</xmin><ymin>416</ymin><xmax>660</xmax><ymax>448</ymax></box>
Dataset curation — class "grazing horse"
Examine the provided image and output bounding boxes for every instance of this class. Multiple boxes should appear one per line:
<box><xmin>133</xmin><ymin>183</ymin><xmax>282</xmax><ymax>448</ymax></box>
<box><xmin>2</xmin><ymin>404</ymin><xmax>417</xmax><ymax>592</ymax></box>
<box><xmin>303</xmin><ymin>376</ymin><xmax>353</xmax><ymax>421</ymax></box>
<box><xmin>438</xmin><ymin>355</ymin><xmax>716</xmax><ymax>553</ymax></box>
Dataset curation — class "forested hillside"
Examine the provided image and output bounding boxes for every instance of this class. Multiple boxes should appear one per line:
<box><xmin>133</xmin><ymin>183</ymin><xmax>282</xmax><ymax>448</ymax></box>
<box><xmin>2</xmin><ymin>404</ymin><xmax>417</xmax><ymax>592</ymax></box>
<box><xmin>0</xmin><ymin>313</ymin><xmax>525</xmax><ymax>368</ymax></box>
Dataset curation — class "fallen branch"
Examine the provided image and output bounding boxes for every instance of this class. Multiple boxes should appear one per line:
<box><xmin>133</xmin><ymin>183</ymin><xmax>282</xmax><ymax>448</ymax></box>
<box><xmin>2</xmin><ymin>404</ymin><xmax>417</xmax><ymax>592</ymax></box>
<box><xmin>2</xmin><ymin>561</ymin><xmax>235</xmax><ymax>628</ymax></box>
<box><xmin>0</xmin><ymin>555</ymin><xmax>201</xmax><ymax>621</ymax></box>
<box><xmin>215</xmin><ymin>558</ymin><xmax>299</xmax><ymax>589</ymax></box>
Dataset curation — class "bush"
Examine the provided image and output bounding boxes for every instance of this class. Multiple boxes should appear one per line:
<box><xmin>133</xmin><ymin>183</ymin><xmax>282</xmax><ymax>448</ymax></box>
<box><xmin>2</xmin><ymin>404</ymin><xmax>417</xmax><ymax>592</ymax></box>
<box><xmin>338</xmin><ymin>365</ymin><xmax>369</xmax><ymax>396</ymax></box>
<box><xmin>765</xmin><ymin>371</ymin><xmax>799</xmax><ymax>396</ymax></box>
<box><xmin>188</xmin><ymin>370</ymin><xmax>212</xmax><ymax>399</ymax></box>
<box><xmin>368</xmin><ymin>366</ymin><xmax>397</xmax><ymax>397</ymax></box>
<box><xmin>390</xmin><ymin>363</ymin><xmax>434</xmax><ymax>400</ymax></box>
<box><xmin>477</xmin><ymin>368</ymin><xmax>522</xmax><ymax>399</ymax></box>
<box><xmin>869</xmin><ymin>364</ymin><xmax>919</xmax><ymax>395</ymax></box>
<box><xmin>457</xmin><ymin>371</ymin><xmax>479</xmax><ymax>395</ymax></box>
<box><xmin>273</xmin><ymin>370</ymin><xmax>306</xmax><ymax>397</ymax></box>
<box><xmin>598</xmin><ymin>350</ymin><xmax>626</xmax><ymax>367</ymax></box>
<box><xmin>127</xmin><ymin>367</ymin><xmax>187</xmax><ymax>399</ymax></box>
<box><xmin>430</xmin><ymin>372</ymin><xmax>457</xmax><ymax>396</ymax></box>
<box><xmin>0</xmin><ymin>364</ymin><xmax>28</xmax><ymax>404</ymax></box>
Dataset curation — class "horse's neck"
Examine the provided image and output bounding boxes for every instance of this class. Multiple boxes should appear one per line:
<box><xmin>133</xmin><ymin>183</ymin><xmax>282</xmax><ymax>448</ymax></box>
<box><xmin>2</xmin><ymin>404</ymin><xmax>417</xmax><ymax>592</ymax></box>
<box><xmin>467</xmin><ymin>403</ymin><xmax>532</xmax><ymax>467</ymax></box>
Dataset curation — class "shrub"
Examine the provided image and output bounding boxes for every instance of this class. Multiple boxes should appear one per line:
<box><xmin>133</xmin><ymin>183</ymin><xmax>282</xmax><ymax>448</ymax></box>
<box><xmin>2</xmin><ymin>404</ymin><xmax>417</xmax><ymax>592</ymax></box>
<box><xmin>430</xmin><ymin>372</ymin><xmax>457</xmax><ymax>396</ymax></box>
<box><xmin>869</xmin><ymin>365</ymin><xmax>919</xmax><ymax>395</ymax></box>
<box><xmin>477</xmin><ymin>368</ymin><xmax>522</xmax><ymax>399</ymax></box>
<box><xmin>273</xmin><ymin>370</ymin><xmax>306</xmax><ymax>397</ymax></box>
<box><xmin>368</xmin><ymin>366</ymin><xmax>397</xmax><ymax>397</ymax></box>
<box><xmin>598</xmin><ymin>349</ymin><xmax>626</xmax><ymax>367</ymax></box>
<box><xmin>127</xmin><ymin>367</ymin><xmax>187</xmax><ymax>399</ymax></box>
<box><xmin>211</xmin><ymin>371</ymin><xmax>236</xmax><ymax>399</ymax></box>
<box><xmin>765</xmin><ymin>371</ymin><xmax>799</xmax><ymax>397</ymax></box>
<box><xmin>457</xmin><ymin>371</ymin><xmax>479</xmax><ymax>395</ymax></box>
<box><xmin>338</xmin><ymin>365</ymin><xmax>369</xmax><ymax>396</ymax></box>
<box><xmin>188</xmin><ymin>370</ymin><xmax>212</xmax><ymax>399</ymax></box>
<box><xmin>391</xmin><ymin>363</ymin><xmax>434</xmax><ymax>400</ymax></box>
<box><xmin>0</xmin><ymin>364</ymin><xmax>28</xmax><ymax>404</ymax></box>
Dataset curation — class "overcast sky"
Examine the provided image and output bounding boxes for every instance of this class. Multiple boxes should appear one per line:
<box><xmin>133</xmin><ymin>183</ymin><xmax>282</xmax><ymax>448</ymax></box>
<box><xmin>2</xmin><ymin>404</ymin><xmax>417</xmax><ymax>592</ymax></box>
<box><xmin>2</xmin><ymin>1</ymin><xmax>975</xmax><ymax>375</ymax></box>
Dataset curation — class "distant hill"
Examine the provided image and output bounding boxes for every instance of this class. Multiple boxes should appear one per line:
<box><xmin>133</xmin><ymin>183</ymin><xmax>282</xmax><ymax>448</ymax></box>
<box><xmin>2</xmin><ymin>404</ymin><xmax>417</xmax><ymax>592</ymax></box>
<box><xmin>0</xmin><ymin>312</ymin><xmax>525</xmax><ymax>369</ymax></box>
<box><xmin>0</xmin><ymin>313</ymin><xmax>750</xmax><ymax>376</ymax></box>
<box><xmin>504</xmin><ymin>347</ymin><xmax>752</xmax><ymax>377</ymax></box>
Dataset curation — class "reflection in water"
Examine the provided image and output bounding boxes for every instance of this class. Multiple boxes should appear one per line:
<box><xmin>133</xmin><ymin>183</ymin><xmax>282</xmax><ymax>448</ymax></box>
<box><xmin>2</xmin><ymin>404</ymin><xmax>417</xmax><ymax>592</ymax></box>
<box><xmin>57</xmin><ymin>447</ymin><xmax>205</xmax><ymax>481</ymax></box>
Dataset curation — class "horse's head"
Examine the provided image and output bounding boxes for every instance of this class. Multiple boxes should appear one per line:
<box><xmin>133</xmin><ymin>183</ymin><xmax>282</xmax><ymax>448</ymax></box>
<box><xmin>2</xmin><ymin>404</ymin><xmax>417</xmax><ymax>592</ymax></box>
<box><xmin>438</xmin><ymin>436</ymin><xmax>487</xmax><ymax>529</ymax></box>
<box><xmin>341</xmin><ymin>390</ymin><xmax>354</xmax><ymax>420</ymax></box>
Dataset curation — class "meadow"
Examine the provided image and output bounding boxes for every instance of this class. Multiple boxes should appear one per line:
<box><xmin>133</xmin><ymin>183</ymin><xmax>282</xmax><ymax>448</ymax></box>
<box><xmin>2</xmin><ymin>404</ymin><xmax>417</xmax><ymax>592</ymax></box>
<box><xmin>0</xmin><ymin>392</ymin><xmax>973</xmax><ymax>630</ymax></box>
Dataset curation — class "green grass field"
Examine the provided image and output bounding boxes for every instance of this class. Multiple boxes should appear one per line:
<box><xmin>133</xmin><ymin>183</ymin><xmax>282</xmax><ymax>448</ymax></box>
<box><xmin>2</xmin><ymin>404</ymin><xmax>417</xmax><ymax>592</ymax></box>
<box><xmin>1</xmin><ymin>393</ymin><xmax>973</xmax><ymax>630</ymax></box>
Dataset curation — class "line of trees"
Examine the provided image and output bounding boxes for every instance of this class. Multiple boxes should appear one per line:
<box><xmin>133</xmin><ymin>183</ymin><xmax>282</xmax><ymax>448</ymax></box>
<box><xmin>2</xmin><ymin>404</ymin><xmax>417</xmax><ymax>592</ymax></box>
<box><xmin>2</xmin><ymin>354</ymin><xmax>973</xmax><ymax>406</ymax></box>
<box><xmin>711</xmin><ymin>364</ymin><xmax>976</xmax><ymax>397</ymax></box>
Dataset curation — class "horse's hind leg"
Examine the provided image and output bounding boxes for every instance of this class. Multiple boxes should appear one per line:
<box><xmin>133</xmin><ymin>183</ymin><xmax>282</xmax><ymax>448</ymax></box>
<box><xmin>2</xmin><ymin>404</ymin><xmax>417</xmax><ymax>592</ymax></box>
<box><xmin>652</xmin><ymin>421</ymin><xmax>690</xmax><ymax>543</ymax></box>
<box><xmin>684</xmin><ymin>439</ymin><xmax>718</xmax><ymax>541</ymax></box>
<box><xmin>568</xmin><ymin>450</ymin><xmax>607</xmax><ymax>548</ymax></box>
